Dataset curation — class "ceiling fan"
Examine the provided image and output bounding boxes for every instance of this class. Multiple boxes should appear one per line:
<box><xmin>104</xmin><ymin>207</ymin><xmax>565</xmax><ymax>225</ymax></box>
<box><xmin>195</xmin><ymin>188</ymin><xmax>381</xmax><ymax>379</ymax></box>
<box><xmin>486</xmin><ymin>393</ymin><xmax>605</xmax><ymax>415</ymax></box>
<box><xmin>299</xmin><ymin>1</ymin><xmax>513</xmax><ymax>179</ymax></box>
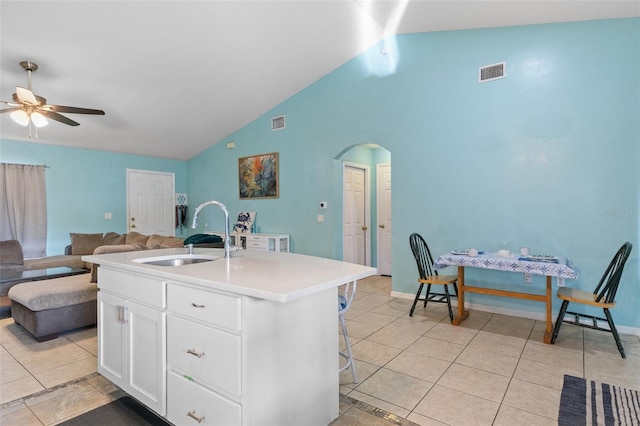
<box><xmin>1</xmin><ymin>61</ymin><xmax>105</xmax><ymax>135</ymax></box>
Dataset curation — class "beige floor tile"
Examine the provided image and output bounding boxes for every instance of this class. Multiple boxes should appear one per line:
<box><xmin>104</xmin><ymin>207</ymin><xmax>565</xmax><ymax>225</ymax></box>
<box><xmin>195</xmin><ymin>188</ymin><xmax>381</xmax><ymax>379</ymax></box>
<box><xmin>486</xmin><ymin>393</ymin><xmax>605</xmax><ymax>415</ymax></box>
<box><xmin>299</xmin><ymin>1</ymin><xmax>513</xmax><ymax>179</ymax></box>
<box><xmin>521</xmin><ymin>340</ymin><xmax>583</xmax><ymax>370</ymax></box>
<box><xmin>383</xmin><ymin>316</ymin><xmax>439</xmax><ymax>336</ymax></box>
<box><xmin>486</xmin><ymin>313</ymin><xmax>535</xmax><ymax>331</ymax></box>
<box><xmin>405</xmin><ymin>336</ymin><xmax>465</xmax><ymax>362</ymax></box>
<box><xmin>32</xmin><ymin>356</ymin><xmax>97</xmax><ymax>389</ymax></box>
<box><xmin>348</xmin><ymin>390</ymin><xmax>411</xmax><ymax>418</ymax></box>
<box><xmin>62</xmin><ymin>326</ymin><xmax>97</xmax><ymax>356</ymax></box>
<box><xmin>355</xmin><ymin>368</ymin><xmax>432</xmax><ymax>410</ymax></box>
<box><xmin>438</xmin><ymin>363</ymin><xmax>510</xmax><ymax>402</ymax></box>
<box><xmin>351</xmin><ymin>293</ymin><xmax>394</xmax><ymax>311</ymax></box>
<box><xmin>0</xmin><ymin>404</ymin><xmax>42</xmax><ymax>426</ymax></box>
<box><xmin>5</xmin><ymin>338</ymin><xmax>94</xmax><ymax>375</ymax></box>
<box><xmin>330</xmin><ymin>404</ymin><xmax>401</xmax><ymax>426</ymax></box>
<box><xmin>385</xmin><ymin>351</ymin><xmax>451</xmax><ymax>384</ymax></box>
<box><xmin>366</xmin><ymin>326</ymin><xmax>421</xmax><ymax>350</ymax></box>
<box><xmin>344</xmin><ymin>319</ymin><xmax>385</xmax><ymax>340</ymax></box>
<box><xmin>0</xmin><ymin>348</ymin><xmax>32</xmax><ymax>385</ymax></box>
<box><xmin>371</xmin><ymin>299</ymin><xmax>413</xmax><ymax>318</ymax></box>
<box><xmin>0</xmin><ymin>320</ymin><xmax>40</xmax><ymax>349</ymax></box>
<box><xmin>584</xmin><ymin>351</ymin><xmax>640</xmax><ymax>390</ymax></box>
<box><xmin>26</xmin><ymin>381</ymin><xmax>111</xmax><ymax>425</ymax></box>
<box><xmin>514</xmin><ymin>358</ymin><xmax>582</xmax><ymax>390</ymax></box>
<box><xmin>493</xmin><ymin>404</ymin><xmax>557</xmax><ymax>426</ymax></box>
<box><xmin>502</xmin><ymin>378</ymin><xmax>561</xmax><ymax>420</ymax></box>
<box><xmin>468</xmin><ymin>329</ymin><xmax>527</xmax><ymax>358</ymax></box>
<box><xmin>339</xmin><ymin>358</ymin><xmax>380</xmax><ymax>388</ymax></box>
<box><xmin>423</xmin><ymin>323</ymin><xmax>479</xmax><ymax>345</ymax></box>
<box><xmin>352</xmin><ymin>340</ymin><xmax>403</xmax><ymax>367</ymax></box>
<box><xmin>413</xmin><ymin>384</ymin><xmax>500</xmax><ymax>426</ymax></box>
<box><xmin>405</xmin><ymin>411</ymin><xmax>449</xmax><ymax>426</ymax></box>
<box><xmin>352</xmin><ymin>312</ymin><xmax>397</xmax><ymax>330</ymax></box>
<box><xmin>455</xmin><ymin>345</ymin><xmax>519</xmax><ymax>377</ymax></box>
<box><xmin>0</xmin><ymin>376</ymin><xmax>44</xmax><ymax>405</ymax></box>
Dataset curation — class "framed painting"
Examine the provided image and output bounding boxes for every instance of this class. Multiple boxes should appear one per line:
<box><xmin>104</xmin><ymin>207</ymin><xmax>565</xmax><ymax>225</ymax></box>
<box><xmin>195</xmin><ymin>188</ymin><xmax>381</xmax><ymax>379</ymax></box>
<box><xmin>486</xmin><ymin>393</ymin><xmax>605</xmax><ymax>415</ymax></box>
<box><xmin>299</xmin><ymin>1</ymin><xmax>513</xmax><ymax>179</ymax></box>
<box><xmin>238</xmin><ymin>152</ymin><xmax>279</xmax><ymax>199</ymax></box>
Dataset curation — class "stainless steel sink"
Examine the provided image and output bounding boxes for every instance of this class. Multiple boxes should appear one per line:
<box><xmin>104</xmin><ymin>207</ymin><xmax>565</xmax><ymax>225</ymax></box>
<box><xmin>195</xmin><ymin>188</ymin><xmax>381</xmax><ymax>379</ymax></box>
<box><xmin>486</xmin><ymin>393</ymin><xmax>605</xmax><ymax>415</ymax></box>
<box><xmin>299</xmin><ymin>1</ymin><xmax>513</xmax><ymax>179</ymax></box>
<box><xmin>132</xmin><ymin>254</ymin><xmax>218</xmax><ymax>266</ymax></box>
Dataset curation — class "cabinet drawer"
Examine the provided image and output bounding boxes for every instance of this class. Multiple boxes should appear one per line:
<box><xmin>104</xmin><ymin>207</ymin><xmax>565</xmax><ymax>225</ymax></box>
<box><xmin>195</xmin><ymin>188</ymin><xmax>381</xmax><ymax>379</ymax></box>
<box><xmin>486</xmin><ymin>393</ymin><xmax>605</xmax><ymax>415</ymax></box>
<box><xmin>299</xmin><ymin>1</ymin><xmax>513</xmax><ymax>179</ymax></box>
<box><xmin>99</xmin><ymin>268</ymin><xmax>165</xmax><ymax>308</ymax></box>
<box><xmin>168</xmin><ymin>315</ymin><xmax>241</xmax><ymax>396</ymax></box>
<box><xmin>246</xmin><ymin>239</ymin><xmax>268</xmax><ymax>250</ymax></box>
<box><xmin>167</xmin><ymin>371</ymin><xmax>241</xmax><ymax>426</ymax></box>
<box><xmin>167</xmin><ymin>284</ymin><xmax>241</xmax><ymax>331</ymax></box>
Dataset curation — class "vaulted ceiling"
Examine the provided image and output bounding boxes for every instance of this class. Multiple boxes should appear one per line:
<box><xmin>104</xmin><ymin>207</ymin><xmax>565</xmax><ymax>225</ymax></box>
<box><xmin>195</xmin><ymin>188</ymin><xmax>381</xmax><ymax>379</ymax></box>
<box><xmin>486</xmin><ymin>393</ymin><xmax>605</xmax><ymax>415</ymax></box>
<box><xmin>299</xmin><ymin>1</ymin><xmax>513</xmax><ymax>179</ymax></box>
<box><xmin>1</xmin><ymin>1</ymin><xmax>638</xmax><ymax>160</ymax></box>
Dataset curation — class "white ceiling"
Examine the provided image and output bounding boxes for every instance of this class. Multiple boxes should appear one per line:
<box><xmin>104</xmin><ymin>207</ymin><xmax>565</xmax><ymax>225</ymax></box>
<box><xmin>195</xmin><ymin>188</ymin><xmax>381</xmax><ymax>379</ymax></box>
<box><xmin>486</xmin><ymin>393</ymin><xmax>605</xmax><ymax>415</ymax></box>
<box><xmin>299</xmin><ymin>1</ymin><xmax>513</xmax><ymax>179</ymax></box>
<box><xmin>1</xmin><ymin>1</ymin><xmax>638</xmax><ymax>160</ymax></box>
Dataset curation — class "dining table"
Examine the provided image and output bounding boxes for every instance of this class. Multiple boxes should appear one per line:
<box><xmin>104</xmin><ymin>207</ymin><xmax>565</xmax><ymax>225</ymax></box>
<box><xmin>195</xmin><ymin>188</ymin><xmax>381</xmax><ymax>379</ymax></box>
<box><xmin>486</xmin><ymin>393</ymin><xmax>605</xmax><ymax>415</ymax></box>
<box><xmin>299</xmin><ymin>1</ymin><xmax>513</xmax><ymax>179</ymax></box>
<box><xmin>434</xmin><ymin>250</ymin><xmax>579</xmax><ymax>343</ymax></box>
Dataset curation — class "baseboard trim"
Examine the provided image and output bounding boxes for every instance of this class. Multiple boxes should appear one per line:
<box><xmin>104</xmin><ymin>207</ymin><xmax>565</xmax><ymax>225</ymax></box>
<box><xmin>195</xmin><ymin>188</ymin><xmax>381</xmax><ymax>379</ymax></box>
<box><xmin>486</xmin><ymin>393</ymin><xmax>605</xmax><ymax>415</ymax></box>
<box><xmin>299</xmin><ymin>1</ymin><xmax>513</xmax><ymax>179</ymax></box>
<box><xmin>390</xmin><ymin>290</ymin><xmax>640</xmax><ymax>337</ymax></box>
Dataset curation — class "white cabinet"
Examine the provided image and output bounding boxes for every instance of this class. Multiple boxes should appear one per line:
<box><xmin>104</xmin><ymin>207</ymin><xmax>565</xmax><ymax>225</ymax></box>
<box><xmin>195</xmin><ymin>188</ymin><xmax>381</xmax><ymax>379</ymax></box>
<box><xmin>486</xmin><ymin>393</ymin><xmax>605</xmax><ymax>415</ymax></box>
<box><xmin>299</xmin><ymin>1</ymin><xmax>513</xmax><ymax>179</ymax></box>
<box><xmin>208</xmin><ymin>232</ymin><xmax>290</xmax><ymax>252</ymax></box>
<box><xmin>97</xmin><ymin>268</ymin><xmax>166</xmax><ymax>415</ymax></box>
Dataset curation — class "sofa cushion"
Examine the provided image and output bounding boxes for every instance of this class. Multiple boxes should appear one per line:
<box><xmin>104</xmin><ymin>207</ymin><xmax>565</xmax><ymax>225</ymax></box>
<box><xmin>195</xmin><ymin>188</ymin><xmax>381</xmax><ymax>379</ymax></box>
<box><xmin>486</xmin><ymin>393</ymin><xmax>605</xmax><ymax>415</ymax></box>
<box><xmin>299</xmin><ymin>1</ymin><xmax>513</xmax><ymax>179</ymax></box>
<box><xmin>70</xmin><ymin>233</ymin><xmax>104</xmax><ymax>255</ymax></box>
<box><xmin>147</xmin><ymin>234</ymin><xmax>185</xmax><ymax>249</ymax></box>
<box><xmin>8</xmin><ymin>274</ymin><xmax>96</xmax><ymax>311</ymax></box>
<box><xmin>23</xmin><ymin>255</ymin><xmax>86</xmax><ymax>270</ymax></box>
<box><xmin>89</xmin><ymin>243</ymin><xmax>148</xmax><ymax>282</ymax></box>
<box><xmin>125</xmin><ymin>231</ymin><xmax>150</xmax><ymax>246</ymax></box>
<box><xmin>103</xmin><ymin>232</ymin><xmax>126</xmax><ymax>245</ymax></box>
<box><xmin>0</xmin><ymin>240</ymin><xmax>24</xmax><ymax>265</ymax></box>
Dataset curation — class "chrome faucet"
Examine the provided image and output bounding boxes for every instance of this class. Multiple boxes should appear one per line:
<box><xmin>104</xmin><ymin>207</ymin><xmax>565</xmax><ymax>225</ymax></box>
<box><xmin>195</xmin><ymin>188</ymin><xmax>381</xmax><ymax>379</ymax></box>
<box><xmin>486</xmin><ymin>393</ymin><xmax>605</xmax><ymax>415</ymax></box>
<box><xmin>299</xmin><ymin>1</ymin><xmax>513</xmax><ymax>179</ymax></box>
<box><xmin>191</xmin><ymin>200</ymin><xmax>233</xmax><ymax>258</ymax></box>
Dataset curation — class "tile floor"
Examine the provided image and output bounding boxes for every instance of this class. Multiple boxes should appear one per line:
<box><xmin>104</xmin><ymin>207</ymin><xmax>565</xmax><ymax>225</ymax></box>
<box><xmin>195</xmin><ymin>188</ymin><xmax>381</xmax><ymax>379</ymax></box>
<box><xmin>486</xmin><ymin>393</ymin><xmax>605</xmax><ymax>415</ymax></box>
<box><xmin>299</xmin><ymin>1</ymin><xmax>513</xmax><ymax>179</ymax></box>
<box><xmin>0</xmin><ymin>275</ymin><xmax>638</xmax><ymax>425</ymax></box>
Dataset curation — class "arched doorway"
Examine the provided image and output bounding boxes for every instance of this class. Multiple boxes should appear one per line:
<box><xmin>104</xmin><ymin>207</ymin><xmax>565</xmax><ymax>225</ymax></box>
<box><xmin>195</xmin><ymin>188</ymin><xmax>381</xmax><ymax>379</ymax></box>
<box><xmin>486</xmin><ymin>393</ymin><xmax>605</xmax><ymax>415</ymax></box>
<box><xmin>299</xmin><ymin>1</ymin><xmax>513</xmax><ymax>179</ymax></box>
<box><xmin>335</xmin><ymin>144</ymin><xmax>392</xmax><ymax>275</ymax></box>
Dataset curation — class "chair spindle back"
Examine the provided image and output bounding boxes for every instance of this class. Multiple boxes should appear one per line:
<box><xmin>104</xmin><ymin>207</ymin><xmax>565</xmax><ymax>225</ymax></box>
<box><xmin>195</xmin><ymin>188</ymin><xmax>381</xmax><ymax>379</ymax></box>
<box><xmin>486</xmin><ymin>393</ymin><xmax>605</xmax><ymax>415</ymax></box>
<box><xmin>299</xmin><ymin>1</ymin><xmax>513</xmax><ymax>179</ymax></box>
<box><xmin>594</xmin><ymin>242</ymin><xmax>632</xmax><ymax>304</ymax></box>
<box><xmin>409</xmin><ymin>233</ymin><xmax>438</xmax><ymax>280</ymax></box>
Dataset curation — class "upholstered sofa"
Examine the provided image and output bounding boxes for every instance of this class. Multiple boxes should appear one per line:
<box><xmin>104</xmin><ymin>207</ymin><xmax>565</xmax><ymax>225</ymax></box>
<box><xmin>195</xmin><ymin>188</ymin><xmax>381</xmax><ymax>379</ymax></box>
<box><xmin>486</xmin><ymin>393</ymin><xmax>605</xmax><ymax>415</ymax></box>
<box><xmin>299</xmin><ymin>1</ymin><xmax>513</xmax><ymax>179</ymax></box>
<box><xmin>4</xmin><ymin>232</ymin><xmax>222</xmax><ymax>341</ymax></box>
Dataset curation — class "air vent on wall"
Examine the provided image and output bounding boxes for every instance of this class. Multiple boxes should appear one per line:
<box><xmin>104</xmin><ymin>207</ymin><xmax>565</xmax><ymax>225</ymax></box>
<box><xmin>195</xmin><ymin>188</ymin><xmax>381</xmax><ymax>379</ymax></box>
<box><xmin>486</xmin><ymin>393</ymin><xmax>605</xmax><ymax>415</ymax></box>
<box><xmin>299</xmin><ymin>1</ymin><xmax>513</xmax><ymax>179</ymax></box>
<box><xmin>479</xmin><ymin>62</ymin><xmax>506</xmax><ymax>83</ymax></box>
<box><xmin>272</xmin><ymin>115</ymin><xmax>285</xmax><ymax>131</ymax></box>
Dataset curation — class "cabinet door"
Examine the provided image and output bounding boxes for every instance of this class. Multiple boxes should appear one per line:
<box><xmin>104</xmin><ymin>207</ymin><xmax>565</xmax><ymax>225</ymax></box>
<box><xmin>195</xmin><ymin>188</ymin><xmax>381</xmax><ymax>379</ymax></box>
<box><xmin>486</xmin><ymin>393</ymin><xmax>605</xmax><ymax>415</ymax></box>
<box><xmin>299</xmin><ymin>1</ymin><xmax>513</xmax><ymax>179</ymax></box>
<box><xmin>98</xmin><ymin>292</ymin><xmax>125</xmax><ymax>386</ymax></box>
<box><xmin>127</xmin><ymin>301</ymin><xmax>167</xmax><ymax>415</ymax></box>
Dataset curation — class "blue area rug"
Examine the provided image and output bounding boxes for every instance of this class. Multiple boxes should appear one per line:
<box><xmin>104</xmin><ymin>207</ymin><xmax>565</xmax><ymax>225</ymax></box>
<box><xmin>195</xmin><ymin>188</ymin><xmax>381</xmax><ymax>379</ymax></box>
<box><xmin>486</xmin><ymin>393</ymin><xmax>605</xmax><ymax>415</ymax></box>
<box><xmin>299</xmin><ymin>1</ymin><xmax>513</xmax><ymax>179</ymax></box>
<box><xmin>559</xmin><ymin>375</ymin><xmax>640</xmax><ymax>426</ymax></box>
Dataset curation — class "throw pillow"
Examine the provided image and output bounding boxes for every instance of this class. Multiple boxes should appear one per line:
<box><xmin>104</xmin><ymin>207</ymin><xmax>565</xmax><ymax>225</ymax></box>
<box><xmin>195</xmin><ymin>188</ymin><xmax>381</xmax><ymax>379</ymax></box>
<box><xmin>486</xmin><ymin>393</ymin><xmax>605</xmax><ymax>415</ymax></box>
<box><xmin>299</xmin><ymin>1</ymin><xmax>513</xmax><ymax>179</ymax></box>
<box><xmin>125</xmin><ymin>231</ymin><xmax>150</xmax><ymax>246</ymax></box>
<box><xmin>70</xmin><ymin>233</ymin><xmax>104</xmax><ymax>255</ymax></box>
<box><xmin>103</xmin><ymin>232</ymin><xmax>125</xmax><ymax>245</ymax></box>
<box><xmin>0</xmin><ymin>240</ymin><xmax>24</xmax><ymax>265</ymax></box>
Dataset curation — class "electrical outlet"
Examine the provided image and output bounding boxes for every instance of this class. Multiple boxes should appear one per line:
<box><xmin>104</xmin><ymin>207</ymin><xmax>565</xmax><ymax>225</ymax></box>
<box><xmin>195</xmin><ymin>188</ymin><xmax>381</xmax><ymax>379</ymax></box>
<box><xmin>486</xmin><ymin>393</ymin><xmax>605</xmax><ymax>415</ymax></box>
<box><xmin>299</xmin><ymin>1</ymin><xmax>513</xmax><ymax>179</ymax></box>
<box><xmin>524</xmin><ymin>273</ymin><xmax>532</xmax><ymax>283</ymax></box>
<box><xmin>104</xmin><ymin>212</ymin><xmax>112</xmax><ymax>220</ymax></box>
<box><xmin>317</xmin><ymin>214</ymin><xmax>324</xmax><ymax>223</ymax></box>
<box><xmin>557</xmin><ymin>277</ymin><xmax>565</xmax><ymax>287</ymax></box>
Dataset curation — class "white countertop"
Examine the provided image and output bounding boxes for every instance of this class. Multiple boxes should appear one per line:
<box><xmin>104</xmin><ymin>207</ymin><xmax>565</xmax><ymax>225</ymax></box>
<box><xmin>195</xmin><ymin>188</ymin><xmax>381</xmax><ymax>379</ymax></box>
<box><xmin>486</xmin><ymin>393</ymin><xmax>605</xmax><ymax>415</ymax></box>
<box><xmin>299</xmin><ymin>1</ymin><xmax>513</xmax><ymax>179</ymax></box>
<box><xmin>83</xmin><ymin>248</ymin><xmax>377</xmax><ymax>302</ymax></box>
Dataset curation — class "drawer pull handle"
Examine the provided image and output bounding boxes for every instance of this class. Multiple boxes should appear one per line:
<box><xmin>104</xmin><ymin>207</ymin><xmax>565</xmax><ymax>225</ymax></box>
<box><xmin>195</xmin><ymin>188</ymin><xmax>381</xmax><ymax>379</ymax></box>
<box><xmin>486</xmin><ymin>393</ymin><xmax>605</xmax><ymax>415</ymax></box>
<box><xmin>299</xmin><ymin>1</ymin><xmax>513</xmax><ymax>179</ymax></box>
<box><xmin>187</xmin><ymin>348</ymin><xmax>205</xmax><ymax>358</ymax></box>
<box><xmin>187</xmin><ymin>410</ymin><xmax>205</xmax><ymax>423</ymax></box>
<box><xmin>191</xmin><ymin>302</ymin><xmax>206</xmax><ymax>308</ymax></box>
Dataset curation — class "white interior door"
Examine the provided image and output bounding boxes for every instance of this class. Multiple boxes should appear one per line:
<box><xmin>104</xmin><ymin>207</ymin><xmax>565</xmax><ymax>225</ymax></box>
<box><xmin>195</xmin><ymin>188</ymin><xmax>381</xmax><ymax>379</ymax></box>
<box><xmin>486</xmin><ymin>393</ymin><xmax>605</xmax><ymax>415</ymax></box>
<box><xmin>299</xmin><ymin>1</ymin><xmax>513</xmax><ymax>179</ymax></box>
<box><xmin>376</xmin><ymin>163</ymin><xmax>392</xmax><ymax>276</ymax></box>
<box><xmin>343</xmin><ymin>163</ymin><xmax>369</xmax><ymax>265</ymax></box>
<box><xmin>127</xmin><ymin>169</ymin><xmax>175</xmax><ymax>236</ymax></box>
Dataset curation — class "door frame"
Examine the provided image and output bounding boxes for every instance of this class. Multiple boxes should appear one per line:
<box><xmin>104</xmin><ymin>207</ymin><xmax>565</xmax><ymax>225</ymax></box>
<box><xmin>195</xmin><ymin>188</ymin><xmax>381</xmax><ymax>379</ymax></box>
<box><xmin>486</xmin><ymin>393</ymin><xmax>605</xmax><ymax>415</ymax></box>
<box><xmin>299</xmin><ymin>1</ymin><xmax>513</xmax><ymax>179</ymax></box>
<box><xmin>342</xmin><ymin>161</ymin><xmax>371</xmax><ymax>267</ymax></box>
<box><xmin>126</xmin><ymin>169</ymin><xmax>175</xmax><ymax>236</ymax></box>
<box><xmin>376</xmin><ymin>162</ymin><xmax>392</xmax><ymax>275</ymax></box>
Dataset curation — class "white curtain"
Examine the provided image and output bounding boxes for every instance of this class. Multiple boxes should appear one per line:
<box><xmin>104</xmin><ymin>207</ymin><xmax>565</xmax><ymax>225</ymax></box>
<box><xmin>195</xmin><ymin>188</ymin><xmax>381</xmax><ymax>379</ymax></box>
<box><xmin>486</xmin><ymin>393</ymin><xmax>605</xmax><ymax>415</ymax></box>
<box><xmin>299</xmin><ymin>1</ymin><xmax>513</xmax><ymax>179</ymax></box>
<box><xmin>0</xmin><ymin>163</ymin><xmax>47</xmax><ymax>258</ymax></box>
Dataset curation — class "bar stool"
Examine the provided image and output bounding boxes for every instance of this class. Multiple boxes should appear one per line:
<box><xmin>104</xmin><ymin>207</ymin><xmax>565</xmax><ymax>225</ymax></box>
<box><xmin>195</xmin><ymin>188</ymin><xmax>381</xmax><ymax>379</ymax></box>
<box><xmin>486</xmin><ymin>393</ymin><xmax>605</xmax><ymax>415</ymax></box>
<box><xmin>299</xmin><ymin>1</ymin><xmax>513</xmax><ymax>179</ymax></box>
<box><xmin>338</xmin><ymin>280</ymin><xmax>357</xmax><ymax>383</ymax></box>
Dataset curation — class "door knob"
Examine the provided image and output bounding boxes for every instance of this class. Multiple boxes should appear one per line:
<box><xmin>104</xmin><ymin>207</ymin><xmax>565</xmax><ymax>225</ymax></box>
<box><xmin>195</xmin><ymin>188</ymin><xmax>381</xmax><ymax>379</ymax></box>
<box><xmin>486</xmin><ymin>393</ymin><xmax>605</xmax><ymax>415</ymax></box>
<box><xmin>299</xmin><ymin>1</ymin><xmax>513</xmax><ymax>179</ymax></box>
<box><xmin>379</xmin><ymin>224</ymin><xmax>385</xmax><ymax>229</ymax></box>
<box><xmin>361</xmin><ymin>226</ymin><xmax>368</xmax><ymax>231</ymax></box>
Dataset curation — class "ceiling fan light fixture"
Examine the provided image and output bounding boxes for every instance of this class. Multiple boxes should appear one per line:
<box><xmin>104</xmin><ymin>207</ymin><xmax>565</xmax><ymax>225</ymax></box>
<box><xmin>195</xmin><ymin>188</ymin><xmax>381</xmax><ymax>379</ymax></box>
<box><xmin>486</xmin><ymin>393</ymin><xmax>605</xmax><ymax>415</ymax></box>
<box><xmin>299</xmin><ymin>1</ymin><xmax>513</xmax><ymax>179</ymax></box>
<box><xmin>31</xmin><ymin>112</ymin><xmax>48</xmax><ymax>127</ymax></box>
<box><xmin>10</xmin><ymin>109</ymin><xmax>30</xmax><ymax>126</ymax></box>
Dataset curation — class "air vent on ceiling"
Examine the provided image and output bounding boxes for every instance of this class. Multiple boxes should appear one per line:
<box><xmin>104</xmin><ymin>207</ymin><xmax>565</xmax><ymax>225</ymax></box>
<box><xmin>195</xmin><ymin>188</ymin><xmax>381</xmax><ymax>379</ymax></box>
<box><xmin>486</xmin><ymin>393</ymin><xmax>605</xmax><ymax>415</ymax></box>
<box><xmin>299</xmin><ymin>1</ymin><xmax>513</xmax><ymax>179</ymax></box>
<box><xmin>479</xmin><ymin>62</ymin><xmax>506</xmax><ymax>83</ymax></box>
<box><xmin>272</xmin><ymin>115</ymin><xmax>285</xmax><ymax>131</ymax></box>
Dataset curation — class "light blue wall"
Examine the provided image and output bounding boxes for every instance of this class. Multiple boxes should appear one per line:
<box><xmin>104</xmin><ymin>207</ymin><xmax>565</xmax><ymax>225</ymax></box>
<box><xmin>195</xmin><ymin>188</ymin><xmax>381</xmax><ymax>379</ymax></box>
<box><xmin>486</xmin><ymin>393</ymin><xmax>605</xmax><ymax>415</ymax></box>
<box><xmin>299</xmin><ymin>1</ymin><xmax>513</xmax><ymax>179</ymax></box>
<box><xmin>188</xmin><ymin>18</ymin><xmax>639</xmax><ymax>328</ymax></box>
<box><xmin>0</xmin><ymin>139</ymin><xmax>187</xmax><ymax>254</ymax></box>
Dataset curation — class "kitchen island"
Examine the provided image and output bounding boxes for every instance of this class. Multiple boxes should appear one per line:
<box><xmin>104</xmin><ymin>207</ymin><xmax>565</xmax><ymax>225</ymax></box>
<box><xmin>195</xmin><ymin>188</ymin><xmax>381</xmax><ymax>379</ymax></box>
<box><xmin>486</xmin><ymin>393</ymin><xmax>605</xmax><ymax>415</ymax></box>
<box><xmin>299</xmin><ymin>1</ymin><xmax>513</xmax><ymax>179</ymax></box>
<box><xmin>84</xmin><ymin>247</ymin><xmax>376</xmax><ymax>426</ymax></box>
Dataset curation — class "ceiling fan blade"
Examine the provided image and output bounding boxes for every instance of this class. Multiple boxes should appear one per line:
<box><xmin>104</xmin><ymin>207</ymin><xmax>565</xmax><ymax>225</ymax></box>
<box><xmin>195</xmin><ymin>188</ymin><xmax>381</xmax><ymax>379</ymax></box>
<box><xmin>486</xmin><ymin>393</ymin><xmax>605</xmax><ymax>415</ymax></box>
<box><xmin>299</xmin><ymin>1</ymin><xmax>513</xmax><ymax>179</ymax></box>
<box><xmin>47</xmin><ymin>104</ymin><xmax>105</xmax><ymax>115</ymax></box>
<box><xmin>41</xmin><ymin>111</ymin><xmax>80</xmax><ymax>126</ymax></box>
<box><xmin>15</xmin><ymin>87</ymin><xmax>38</xmax><ymax>105</ymax></box>
<box><xmin>0</xmin><ymin>107</ymin><xmax>22</xmax><ymax>114</ymax></box>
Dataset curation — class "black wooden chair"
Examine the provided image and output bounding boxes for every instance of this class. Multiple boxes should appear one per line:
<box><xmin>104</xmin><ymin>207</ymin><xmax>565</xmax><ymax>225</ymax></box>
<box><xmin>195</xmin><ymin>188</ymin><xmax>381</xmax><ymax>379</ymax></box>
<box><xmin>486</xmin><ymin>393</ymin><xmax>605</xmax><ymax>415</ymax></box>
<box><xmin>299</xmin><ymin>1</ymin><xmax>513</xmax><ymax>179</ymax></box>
<box><xmin>409</xmin><ymin>233</ymin><xmax>458</xmax><ymax>322</ymax></box>
<box><xmin>550</xmin><ymin>242</ymin><xmax>633</xmax><ymax>358</ymax></box>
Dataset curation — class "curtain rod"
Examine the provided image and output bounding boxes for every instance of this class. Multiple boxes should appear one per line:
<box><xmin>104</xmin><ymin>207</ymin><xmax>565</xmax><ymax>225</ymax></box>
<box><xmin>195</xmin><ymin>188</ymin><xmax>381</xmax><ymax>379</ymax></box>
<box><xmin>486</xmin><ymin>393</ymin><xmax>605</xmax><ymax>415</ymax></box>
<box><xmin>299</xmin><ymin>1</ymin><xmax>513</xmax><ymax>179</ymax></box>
<box><xmin>1</xmin><ymin>162</ymin><xmax>50</xmax><ymax>168</ymax></box>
